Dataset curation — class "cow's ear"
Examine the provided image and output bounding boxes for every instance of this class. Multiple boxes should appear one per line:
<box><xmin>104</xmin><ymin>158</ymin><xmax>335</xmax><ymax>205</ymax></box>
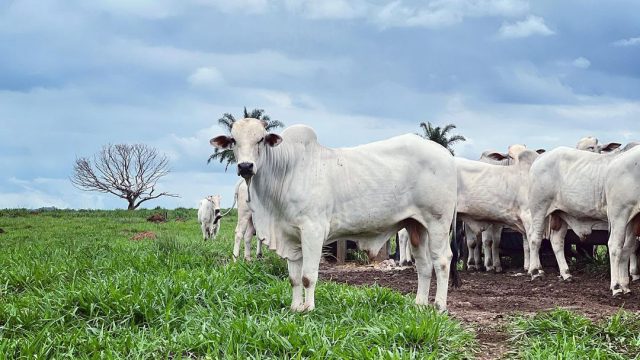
<box><xmin>265</xmin><ymin>133</ymin><xmax>282</xmax><ymax>147</ymax></box>
<box><xmin>601</xmin><ymin>142</ymin><xmax>621</xmax><ymax>152</ymax></box>
<box><xmin>536</xmin><ymin>148</ymin><xmax>546</xmax><ymax>154</ymax></box>
<box><xmin>210</xmin><ymin>135</ymin><xmax>235</xmax><ymax>149</ymax></box>
<box><xmin>486</xmin><ymin>152</ymin><xmax>508</xmax><ymax>161</ymax></box>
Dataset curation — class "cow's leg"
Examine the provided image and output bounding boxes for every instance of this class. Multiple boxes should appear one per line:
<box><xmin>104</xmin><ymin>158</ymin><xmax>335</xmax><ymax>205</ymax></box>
<box><xmin>427</xmin><ymin>222</ymin><xmax>453</xmax><ymax>312</ymax></box>
<box><xmin>243</xmin><ymin>219</ymin><xmax>255</xmax><ymax>261</ymax></box>
<box><xmin>406</xmin><ymin>235</ymin><xmax>414</xmax><ymax>265</ymax></box>
<box><xmin>410</xmin><ymin>225</ymin><xmax>432</xmax><ymax>307</ymax></box>
<box><xmin>527</xmin><ymin>212</ymin><xmax>548</xmax><ymax>280</ymax></box>
<box><xmin>466</xmin><ymin>230</ymin><xmax>480</xmax><ymax>270</ymax></box>
<box><xmin>630</xmin><ymin>243</ymin><xmax>640</xmax><ymax>282</ymax></box>
<box><xmin>399</xmin><ymin>233</ymin><xmax>409</xmax><ymax>266</ymax></box>
<box><xmin>287</xmin><ymin>258</ymin><xmax>304</xmax><ymax>311</ymax></box>
<box><xmin>482</xmin><ymin>230</ymin><xmax>493</xmax><ymax>272</ymax></box>
<box><xmin>300</xmin><ymin>227</ymin><xmax>325</xmax><ymax>312</ymax></box>
<box><xmin>200</xmin><ymin>223</ymin><xmax>208</xmax><ymax>241</ymax></box>
<box><xmin>618</xmin><ymin>229</ymin><xmax>637</xmax><ymax>295</ymax></box>
<box><xmin>490</xmin><ymin>226</ymin><xmax>503</xmax><ymax>273</ymax></box>
<box><xmin>256</xmin><ymin>237</ymin><xmax>263</xmax><ymax>259</ymax></box>
<box><xmin>550</xmin><ymin>221</ymin><xmax>572</xmax><ymax>281</ymax></box>
<box><xmin>522</xmin><ymin>235</ymin><xmax>530</xmax><ymax>272</ymax></box>
<box><xmin>233</xmin><ymin>220</ymin><xmax>248</xmax><ymax>261</ymax></box>
<box><xmin>607</xmin><ymin>220</ymin><xmax>626</xmax><ymax>297</ymax></box>
<box><xmin>212</xmin><ymin>223</ymin><xmax>219</xmax><ymax>239</ymax></box>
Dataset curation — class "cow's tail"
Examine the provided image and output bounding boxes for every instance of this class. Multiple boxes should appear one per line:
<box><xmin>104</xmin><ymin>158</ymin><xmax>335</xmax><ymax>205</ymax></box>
<box><xmin>450</xmin><ymin>208</ymin><xmax>463</xmax><ymax>288</ymax></box>
<box><xmin>220</xmin><ymin>180</ymin><xmax>242</xmax><ymax>217</ymax></box>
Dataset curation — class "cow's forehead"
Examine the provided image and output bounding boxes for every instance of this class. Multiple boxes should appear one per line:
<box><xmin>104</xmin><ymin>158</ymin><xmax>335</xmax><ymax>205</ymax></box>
<box><xmin>507</xmin><ymin>144</ymin><xmax>526</xmax><ymax>158</ymax></box>
<box><xmin>232</xmin><ymin>118</ymin><xmax>265</xmax><ymax>139</ymax></box>
<box><xmin>577</xmin><ymin>136</ymin><xmax>598</xmax><ymax>148</ymax></box>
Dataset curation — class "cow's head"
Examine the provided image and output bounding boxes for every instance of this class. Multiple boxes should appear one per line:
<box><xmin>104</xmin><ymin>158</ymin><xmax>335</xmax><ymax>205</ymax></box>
<box><xmin>576</xmin><ymin>136</ymin><xmax>621</xmax><ymax>153</ymax></box>
<box><xmin>210</xmin><ymin>118</ymin><xmax>282</xmax><ymax>179</ymax></box>
<box><xmin>207</xmin><ymin>195</ymin><xmax>221</xmax><ymax>213</ymax></box>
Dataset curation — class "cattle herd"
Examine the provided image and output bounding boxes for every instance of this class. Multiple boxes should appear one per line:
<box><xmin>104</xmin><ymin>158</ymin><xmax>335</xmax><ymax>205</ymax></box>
<box><xmin>196</xmin><ymin>118</ymin><xmax>640</xmax><ymax>313</ymax></box>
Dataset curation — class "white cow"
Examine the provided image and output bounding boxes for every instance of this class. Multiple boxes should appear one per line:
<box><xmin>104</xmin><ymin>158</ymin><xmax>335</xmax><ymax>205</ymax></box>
<box><xmin>211</xmin><ymin>118</ymin><xmax>458</xmax><ymax>312</ymax></box>
<box><xmin>456</xmin><ymin>147</ymin><xmax>540</xmax><ymax>274</ymax></box>
<box><xmin>198</xmin><ymin>195</ymin><xmax>222</xmax><ymax>240</ymax></box>
<box><xmin>527</xmin><ymin>145</ymin><xmax>640</xmax><ymax>295</ymax></box>
<box><xmin>232</xmin><ymin>179</ymin><xmax>263</xmax><ymax>261</ymax></box>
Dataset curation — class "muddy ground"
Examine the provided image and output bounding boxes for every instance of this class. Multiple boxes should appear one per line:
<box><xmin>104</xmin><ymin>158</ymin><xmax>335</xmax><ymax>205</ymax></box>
<box><xmin>320</xmin><ymin>264</ymin><xmax>640</xmax><ymax>359</ymax></box>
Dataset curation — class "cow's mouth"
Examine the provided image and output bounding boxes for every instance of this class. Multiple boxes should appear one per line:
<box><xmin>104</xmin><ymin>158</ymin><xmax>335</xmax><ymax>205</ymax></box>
<box><xmin>238</xmin><ymin>170</ymin><xmax>253</xmax><ymax>179</ymax></box>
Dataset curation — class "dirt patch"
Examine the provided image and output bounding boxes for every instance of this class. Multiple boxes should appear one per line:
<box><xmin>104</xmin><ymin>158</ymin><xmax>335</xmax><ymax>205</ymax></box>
<box><xmin>320</xmin><ymin>264</ymin><xmax>640</xmax><ymax>360</ymax></box>
<box><xmin>130</xmin><ymin>231</ymin><xmax>157</xmax><ymax>241</ymax></box>
<box><xmin>146</xmin><ymin>213</ymin><xmax>167</xmax><ymax>223</ymax></box>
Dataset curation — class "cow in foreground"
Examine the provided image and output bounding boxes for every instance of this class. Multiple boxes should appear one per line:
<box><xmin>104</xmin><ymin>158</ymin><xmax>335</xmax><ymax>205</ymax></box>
<box><xmin>527</xmin><ymin>145</ymin><xmax>640</xmax><ymax>296</ymax></box>
<box><xmin>198</xmin><ymin>195</ymin><xmax>222</xmax><ymax>240</ymax></box>
<box><xmin>211</xmin><ymin>118</ymin><xmax>459</xmax><ymax>312</ymax></box>
<box><xmin>232</xmin><ymin>179</ymin><xmax>263</xmax><ymax>261</ymax></box>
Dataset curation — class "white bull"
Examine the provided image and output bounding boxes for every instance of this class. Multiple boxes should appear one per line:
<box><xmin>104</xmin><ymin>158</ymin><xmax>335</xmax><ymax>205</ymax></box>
<box><xmin>211</xmin><ymin>118</ymin><xmax>458</xmax><ymax>311</ymax></box>
<box><xmin>456</xmin><ymin>148</ymin><xmax>540</xmax><ymax>273</ymax></box>
<box><xmin>527</xmin><ymin>145</ymin><xmax>640</xmax><ymax>295</ymax></box>
<box><xmin>197</xmin><ymin>195</ymin><xmax>222</xmax><ymax>240</ymax></box>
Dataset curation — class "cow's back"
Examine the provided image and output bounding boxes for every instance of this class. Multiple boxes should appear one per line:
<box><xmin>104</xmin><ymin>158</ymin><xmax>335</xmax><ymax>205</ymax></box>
<box><xmin>198</xmin><ymin>200</ymin><xmax>213</xmax><ymax>223</ymax></box>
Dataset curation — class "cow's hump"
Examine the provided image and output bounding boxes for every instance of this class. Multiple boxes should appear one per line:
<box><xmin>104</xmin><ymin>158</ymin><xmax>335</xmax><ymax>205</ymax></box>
<box><xmin>281</xmin><ymin>125</ymin><xmax>318</xmax><ymax>145</ymax></box>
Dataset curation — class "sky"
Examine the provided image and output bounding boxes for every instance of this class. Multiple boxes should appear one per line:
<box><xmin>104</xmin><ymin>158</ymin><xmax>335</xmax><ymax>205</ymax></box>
<box><xmin>1</xmin><ymin>0</ymin><xmax>639</xmax><ymax>209</ymax></box>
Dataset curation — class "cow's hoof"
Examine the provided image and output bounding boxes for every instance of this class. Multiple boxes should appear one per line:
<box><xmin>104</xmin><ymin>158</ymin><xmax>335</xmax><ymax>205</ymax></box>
<box><xmin>399</xmin><ymin>261</ymin><xmax>408</xmax><ymax>267</ymax></box>
<box><xmin>290</xmin><ymin>304</ymin><xmax>305</xmax><ymax>312</ymax></box>
<box><xmin>467</xmin><ymin>265</ymin><xmax>477</xmax><ymax>271</ymax></box>
<box><xmin>562</xmin><ymin>275</ymin><xmax>574</xmax><ymax>283</ymax></box>
<box><xmin>612</xmin><ymin>284</ymin><xmax>623</xmax><ymax>298</ymax></box>
<box><xmin>495</xmin><ymin>266</ymin><xmax>503</xmax><ymax>274</ymax></box>
<box><xmin>415</xmin><ymin>297</ymin><xmax>429</xmax><ymax>306</ymax></box>
<box><xmin>631</xmin><ymin>274</ymin><xmax>640</xmax><ymax>282</ymax></box>
<box><xmin>257</xmin><ymin>253</ymin><xmax>264</xmax><ymax>259</ymax></box>
<box><xmin>244</xmin><ymin>257</ymin><xmax>252</xmax><ymax>262</ymax></box>
<box><xmin>486</xmin><ymin>266</ymin><xmax>494</xmax><ymax>272</ymax></box>
<box><xmin>435</xmin><ymin>304</ymin><xmax>448</xmax><ymax>314</ymax></box>
<box><xmin>530</xmin><ymin>269</ymin><xmax>545</xmax><ymax>281</ymax></box>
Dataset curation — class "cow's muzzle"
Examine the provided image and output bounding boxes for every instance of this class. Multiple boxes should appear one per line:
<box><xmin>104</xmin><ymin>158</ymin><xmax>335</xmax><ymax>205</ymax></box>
<box><xmin>237</xmin><ymin>162</ymin><xmax>254</xmax><ymax>179</ymax></box>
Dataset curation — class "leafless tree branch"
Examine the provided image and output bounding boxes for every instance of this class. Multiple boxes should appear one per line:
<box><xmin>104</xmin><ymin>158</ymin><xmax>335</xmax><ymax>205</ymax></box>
<box><xmin>70</xmin><ymin>144</ymin><xmax>179</xmax><ymax>210</ymax></box>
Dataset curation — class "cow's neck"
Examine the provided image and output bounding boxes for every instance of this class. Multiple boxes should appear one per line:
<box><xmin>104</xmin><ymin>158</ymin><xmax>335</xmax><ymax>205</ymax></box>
<box><xmin>251</xmin><ymin>142</ymin><xmax>300</xmax><ymax>210</ymax></box>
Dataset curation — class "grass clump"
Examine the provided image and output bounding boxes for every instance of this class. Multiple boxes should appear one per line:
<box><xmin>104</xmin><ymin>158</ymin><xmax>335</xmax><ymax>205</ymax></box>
<box><xmin>508</xmin><ymin>309</ymin><xmax>640</xmax><ymax>359</ymax></box>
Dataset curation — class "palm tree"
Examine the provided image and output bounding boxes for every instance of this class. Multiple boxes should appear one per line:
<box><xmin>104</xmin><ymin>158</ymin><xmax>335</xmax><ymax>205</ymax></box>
<box><xmin>417</xmin><ymin>122</ymin><xmax>466</xmax><ymax>155</ymax></box>
<box><xmin>207</xmin><ymin>107</ymin><xmax>284</xmax><ymax>170</ymax></box>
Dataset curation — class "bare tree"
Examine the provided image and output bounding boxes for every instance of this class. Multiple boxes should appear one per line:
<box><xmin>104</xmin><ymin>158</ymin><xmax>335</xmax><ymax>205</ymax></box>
<box><xmin>71</xmin><ymin>144</ymin><xmax>178</xmax><ymax>210</ymax></box>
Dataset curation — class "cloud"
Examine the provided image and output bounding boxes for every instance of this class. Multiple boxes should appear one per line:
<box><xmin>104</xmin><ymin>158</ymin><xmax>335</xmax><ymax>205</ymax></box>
<box><xmin>284</xmin><ymin>0</ymin><xmax>367</xmax><ymax>19</ymax></box>
<box><xmin>374</xmin><ymin>0</ymin><xmax>529</xmax><ymax>29</ymax></box>
<box><xmin>498</xmin><ymin>15</ymin><xmax>554</xmax><ymax>39</ymax></box>
<box><xmin>187</xmin><ymin>67</ymin><xmax>225</xmax><ymax>88</ymax></box>
<box><xmin>572</xmin><ymin>57</ymin><xmax>591</xmax><ymax>69</ymax></box>
<box><xmin>612</xmin><ymin>37</ymin><xmax>640</xmax><ymax>47</ymax></box>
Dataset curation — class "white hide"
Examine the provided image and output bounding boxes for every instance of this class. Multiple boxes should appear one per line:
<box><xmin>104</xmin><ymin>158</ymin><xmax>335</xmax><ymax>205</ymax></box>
<box><xmin>212</xmin><ymin>118</ymin><xmax>458</xmax><ymax>312</ymax></box>
<box><xmin>398</xmin><ymin>228</ymin><xmax>413</xmax><ymax>266</ymax></box>
<box><xmin>197</xmin><ymin>195</ymin><xmax>221</xmax><ymax>240</ymax></box>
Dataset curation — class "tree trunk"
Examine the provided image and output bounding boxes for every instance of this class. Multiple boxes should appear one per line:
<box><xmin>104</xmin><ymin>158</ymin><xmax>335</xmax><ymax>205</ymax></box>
<box><xmin>127</xmin><ymin>198</ymin><xmax>136</xmax><ymax>210</ymax></box>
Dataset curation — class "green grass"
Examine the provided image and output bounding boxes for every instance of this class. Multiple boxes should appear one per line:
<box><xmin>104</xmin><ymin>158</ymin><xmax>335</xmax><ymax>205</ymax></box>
<box><xmin>507</xmin><ymin>309</ymin><xmax>640</xmax><ymax>359</ymax></box>
<box><xmin>0</xmin><ymin>209</ymin><xmax>474</xmax><ymax>359</ymax></box>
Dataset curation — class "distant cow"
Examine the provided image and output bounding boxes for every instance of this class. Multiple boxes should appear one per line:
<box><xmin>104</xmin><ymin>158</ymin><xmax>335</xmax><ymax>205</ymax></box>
<box><xmin>211</xmin><ymin>118</ymin><xmax>458</xmax><ymax>312</ymax></box>
<box><xmin>232</xmin><ymin>179</ymin><xmax>263</xmax><ymax>261</ymax></box>
<box><xmin>527</xmin><ymin>145</ymin><xmax>640</xmax><ymax>296</ymax></box>
<box><xmin>397</xmin><ymin>228</ymin><xmax>413</xmax><ymax>266</ymax></box>
<box><xmin>457</xmin><ymin>146</ymin><xmax>541</xmax><ymax>273</ymax></box>
<box><xmin>198</xmin><ymin>195</ymin><xmax>222</xmax><ymax>240</ymax></box>
<box><xmin>456</xmin><ymin>145</ymin><xmax>544</xmax><ymax>272</ymax></box>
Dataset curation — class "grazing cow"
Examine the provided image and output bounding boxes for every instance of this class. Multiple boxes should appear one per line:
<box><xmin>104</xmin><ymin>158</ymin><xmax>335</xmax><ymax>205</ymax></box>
<box><xmin>198</xmin><ymin>195</ymin><xmax>222</xmax><ymax>240</ymax></box>
<box><xmin>456</xmin><ymin>147</ymin><xmax>540</xmax><ymax>273</ymax></box>
<box><xmin>211</xmin><ymin>118</ymin><xmax>458</xmax><ymax>311</ymax></box>
<box><xmin>527</xmin><ymin>145</ymin><xmax>640</xmax><ymax>295</ymax></box>
<box><xmin>232</xmin><ymin>179</ymin><xmax>263</xmax><ymax>261</ymax></box>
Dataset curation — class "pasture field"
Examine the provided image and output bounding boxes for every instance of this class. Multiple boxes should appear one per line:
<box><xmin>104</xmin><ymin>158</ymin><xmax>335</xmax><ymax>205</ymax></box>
<box><xmin>0</xmin><ymin>209</ymin><xmax>639</xmax><ymax>359</ymax></box>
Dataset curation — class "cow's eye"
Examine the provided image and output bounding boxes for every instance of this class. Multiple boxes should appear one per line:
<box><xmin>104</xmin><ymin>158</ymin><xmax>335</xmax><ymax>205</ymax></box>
<box><xmin>257</xmin><ymin>137</ymin><xmax>264</xmax><ymax>145</ymax></box>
